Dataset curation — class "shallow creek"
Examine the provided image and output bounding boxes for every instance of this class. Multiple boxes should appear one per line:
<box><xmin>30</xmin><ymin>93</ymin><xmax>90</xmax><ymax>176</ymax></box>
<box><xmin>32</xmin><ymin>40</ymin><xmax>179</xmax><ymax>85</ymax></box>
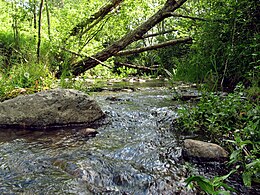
<box><xmin>0</xmin><ymin>80</ymin><xmax>255</xmax><ymax>194</ymax></box>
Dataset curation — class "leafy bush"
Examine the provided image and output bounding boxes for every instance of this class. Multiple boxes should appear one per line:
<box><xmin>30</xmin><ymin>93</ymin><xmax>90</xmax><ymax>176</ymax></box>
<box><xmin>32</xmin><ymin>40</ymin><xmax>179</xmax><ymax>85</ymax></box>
<box><xmin>228</xmin><ymin>137</ymin><xmax>260</xmax><ymax>187</ymax></box>
<box><xmin>175</xmin><ymin>85</ymin><xmax>260</xmax><ymax>191</ymax></box>
<box><xmin>176</xmin><ymin>85</ymin><xmax>259</xmax><ymax>143</ymax></box>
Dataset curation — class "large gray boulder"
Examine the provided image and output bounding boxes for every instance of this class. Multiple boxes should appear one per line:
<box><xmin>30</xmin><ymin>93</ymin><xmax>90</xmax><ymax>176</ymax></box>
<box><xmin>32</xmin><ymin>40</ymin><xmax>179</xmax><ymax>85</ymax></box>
<box><xmin>0</xmin><ymin>89</ymin><xmax>104</xmax><ymax>129</ymax></box>
<box><xmin>183</xmin><ymin>139</ymin><xmax>228</xmax><ymax>161</ymax></box>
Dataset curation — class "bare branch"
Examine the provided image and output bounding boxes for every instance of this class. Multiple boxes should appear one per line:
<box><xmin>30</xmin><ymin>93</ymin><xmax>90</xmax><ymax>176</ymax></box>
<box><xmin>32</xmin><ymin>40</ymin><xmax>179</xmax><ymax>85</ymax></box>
<box><xmin>78</xmin><ymin>17</ymin><xmax>110</xmax><ymax>53</ymax></box>
<box><xmin>167</xmin><ymin>12</ymin><xmax>207</xmax><ymax>21</ymax></box>
<box><xmin>69</xmin><ymin>0</ymin><xmax>123</xmax><ymax>37</ymax></box>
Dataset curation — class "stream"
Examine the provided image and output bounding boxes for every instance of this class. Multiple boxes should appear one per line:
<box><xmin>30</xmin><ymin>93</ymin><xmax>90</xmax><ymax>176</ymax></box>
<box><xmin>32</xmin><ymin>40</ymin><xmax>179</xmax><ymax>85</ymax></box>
<box><xmin>0</xmin><ymin>80</ymin><xmax>256</xmax><ymax>194</ymax></box>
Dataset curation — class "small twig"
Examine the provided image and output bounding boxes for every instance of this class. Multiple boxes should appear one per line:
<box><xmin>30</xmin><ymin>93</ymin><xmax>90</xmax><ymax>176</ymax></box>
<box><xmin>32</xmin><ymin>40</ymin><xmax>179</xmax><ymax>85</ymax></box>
<box><xmin>114</xmin><ymin>61</ymin><xmax>158</xmax><ymax>72</ymax></box>
<box><xmin>243</xmin><ymin>146</ymin><xmax>251</xmax><ymax>156</ymax></box>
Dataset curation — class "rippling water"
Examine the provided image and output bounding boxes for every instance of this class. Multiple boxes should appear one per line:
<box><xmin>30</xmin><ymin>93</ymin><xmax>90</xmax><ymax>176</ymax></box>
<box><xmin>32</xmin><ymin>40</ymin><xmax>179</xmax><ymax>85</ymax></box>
<box><xmin>0</xmin><ymin>85</ymin><xmax>196</xmax><ymax>194</ymax></box>
<box><xmin>1</xmin><ymin>81</ymin><xmax>259</xmax><ymax>195</ymax></box>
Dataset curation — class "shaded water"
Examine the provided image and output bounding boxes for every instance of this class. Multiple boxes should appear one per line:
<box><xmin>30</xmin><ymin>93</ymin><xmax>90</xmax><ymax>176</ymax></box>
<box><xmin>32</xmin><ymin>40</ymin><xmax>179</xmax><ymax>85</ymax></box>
<box><xmin>0</xmin><ymin>83</ymin><xmax>194</xmax><ymax>194</ymax></box>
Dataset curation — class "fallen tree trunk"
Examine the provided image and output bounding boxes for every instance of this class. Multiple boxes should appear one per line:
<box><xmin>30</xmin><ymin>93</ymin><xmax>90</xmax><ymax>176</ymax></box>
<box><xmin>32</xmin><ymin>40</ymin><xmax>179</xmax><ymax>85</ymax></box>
<box><xmin>115</xmin><ymin>37</ymin><xmax>192</xmax><ymax>56</ymax></box>
<box><xmin>114</xmin><ymin>62</ymin><xmax>158</xmax><ymax>72</ymax></box>
<box><xmin>71</xmin><ymin>0</ymin><xmax>188</xmax><ymax>75</ymax></box>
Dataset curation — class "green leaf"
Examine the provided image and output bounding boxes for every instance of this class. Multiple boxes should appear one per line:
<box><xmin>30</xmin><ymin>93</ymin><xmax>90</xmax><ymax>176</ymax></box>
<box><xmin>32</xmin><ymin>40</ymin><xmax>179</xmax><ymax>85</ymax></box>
<box><xmin>197</xmin><ymin>180</ymin><xmax>215</xmax><ymax>194</ymax></box>
<box><xmin>242</xmin><ymin>172</ymin><xmax>252</xmax><ymax>187</ymax></box>
<box><xmin>246</xmin><ymin>159</ymin><xmax>260</xmax><ymax>169</ymax></box>
<box><xmin>213</xmin><ymin>169</ymin><xmax>236</xmax><ymax>184</ymax></box>
<box><xmin>229</xmin><ymin>150</ymin><xmax>240</xmax><ymax>163</ymax></box>
<box><xmin>185</xmin><ymin>176</ymin><xmax>215</xmax><ymax>194</ymax></box>
<box><xmin>185</xmin><ymin>175</ymin><xmax>207</xmax><ymax>185</ymax></box>
<box><xmin>215</xmin><ymin>190</ymin><xmax>230</xmax><ymax>195</ymax></box>
<box><xmin>218</xmin><ymin>182</ymin><xmax>237</xmax><ymax>192</ymax></box>
<box><xmin>240</xmin><ymin>140</ymin><xmax>253</xmax><ymax>148</ymax></box>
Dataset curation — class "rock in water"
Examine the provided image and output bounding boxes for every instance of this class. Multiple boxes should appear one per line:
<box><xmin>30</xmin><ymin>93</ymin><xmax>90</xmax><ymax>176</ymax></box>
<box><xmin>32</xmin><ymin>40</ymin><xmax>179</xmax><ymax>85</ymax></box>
<box><xmin>78</xmin><ymin>128</ymin><xmax>98</xmax><ymax>137</ymax></box>
<box><xmin>0</xmin><ymin>89</ymin><xmax>104</xmax><ymax>129</ymax></box>
<box><xmin>183</xmin><ymin>139</ymin><xmax>228</xmax><ymax>161</ymax></box>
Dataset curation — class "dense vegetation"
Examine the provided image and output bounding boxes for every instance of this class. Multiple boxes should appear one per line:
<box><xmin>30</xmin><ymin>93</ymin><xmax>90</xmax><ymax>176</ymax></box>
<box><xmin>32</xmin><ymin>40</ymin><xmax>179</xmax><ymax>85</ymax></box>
<box><xmin>176</xmin><ymin>85</ymin><xmax>259</xmax><ymax>193</ymax></box>
<box><xmin>1</xmin><ymin>0</ymin><xmax>258</xmax><ymax>92</ymax></box>
<box><xmin>0</xmin><ymin>0</ymin><xmax>259</xmax><ymax>194</ymax></box>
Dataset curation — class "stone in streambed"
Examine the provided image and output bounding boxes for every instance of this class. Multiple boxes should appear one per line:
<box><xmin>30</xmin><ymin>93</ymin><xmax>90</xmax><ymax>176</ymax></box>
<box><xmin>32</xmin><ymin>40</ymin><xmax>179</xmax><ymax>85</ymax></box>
<box><xmin>183</xmin><ymin>139</ymin><xmax>228</xmax><ymax>161</ymax></box>
<box><xmin>0</xmin><ymin>89</ymin><xmax>104</xmax><ymax>129</ymax></box>
<box><xmin>78</xmin><ymin>128</ymin><xmax>98</xmax><ymax>137</ymax></box>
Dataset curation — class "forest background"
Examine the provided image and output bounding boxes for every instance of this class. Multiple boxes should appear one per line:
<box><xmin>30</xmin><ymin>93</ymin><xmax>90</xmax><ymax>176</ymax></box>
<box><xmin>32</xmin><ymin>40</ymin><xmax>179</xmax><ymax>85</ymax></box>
<box><xmin>0</xmin><ymin>0</ymin><xmax>259</xmax><ymax>95</ymax></box>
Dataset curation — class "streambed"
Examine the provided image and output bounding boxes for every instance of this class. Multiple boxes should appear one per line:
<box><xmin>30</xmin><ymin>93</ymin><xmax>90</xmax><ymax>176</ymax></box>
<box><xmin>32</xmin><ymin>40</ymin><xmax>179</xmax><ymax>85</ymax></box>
<box><xmin>0</xmin><ymin>81</ymin><xmax>255</xmax><ymax>194</ymax></box>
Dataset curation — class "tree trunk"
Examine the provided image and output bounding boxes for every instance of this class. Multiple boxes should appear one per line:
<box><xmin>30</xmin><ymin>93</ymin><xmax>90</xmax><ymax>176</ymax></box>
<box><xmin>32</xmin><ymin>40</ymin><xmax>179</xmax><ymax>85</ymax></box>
<box><xmin>29</xmin><ymin>0</ymin><xmax>37</xmax><ymax>29</ymax></box>
<box><xmin>46</xmin><ymin>0</ymin><xmax>51</xmax><ymax>41</ymax></box>
<box><xmin>71</xmin><ymin>0</ymin><xmax>188</xmax><ymax>75</ymax></box>
<box><xmin>37</xmin><ymin>0</ymin><xmax>44</xmax><ymax>62</ymax></box>
<box><xmin>115</xmin><ymin>37</ymin><xmax>192</xmax><ymax>56</ymax></box>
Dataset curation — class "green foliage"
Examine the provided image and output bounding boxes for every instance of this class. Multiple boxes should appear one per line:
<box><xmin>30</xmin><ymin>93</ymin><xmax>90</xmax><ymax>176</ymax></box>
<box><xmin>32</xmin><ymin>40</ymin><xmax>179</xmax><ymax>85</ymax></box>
<box><xmin>175</xmin><ymin>0</ymin><xmax>260</xmax><ymax>90</ymax></box>
<box><xmin>0</xmin><ymin>63</ymin><xmax>55</xmax><ymax>101</ymax></box>
<box><xmin>227</xmin><ymin>137</ymin><xmax>260</xmax><ymax>187</ymax></box>
<box><xmin>176</xmin><ymin>85</ymin><xmax>259</xmax><ymax>142</ymax></box>
<box><xmin>114</xmin><ymin>66</ymin><xmax>137</xmax><ymax>78</ymax></box>
<box><xmin>185</xmin><ymin>170</ymin><xmax>237</xmax><ymax>195</ymax></box>
<box><xmin>176</xmin><ymin>84</ymin><xmax>260</xmax><ymax>190</ymax></box>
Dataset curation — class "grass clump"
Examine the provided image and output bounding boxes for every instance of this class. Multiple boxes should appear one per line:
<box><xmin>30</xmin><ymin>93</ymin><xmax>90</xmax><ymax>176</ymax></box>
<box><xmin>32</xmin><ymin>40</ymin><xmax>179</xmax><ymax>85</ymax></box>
<box><xmin>0</xmin><ymin>63</ymin><xmax>56</xmax><ymax>101</ymax></box>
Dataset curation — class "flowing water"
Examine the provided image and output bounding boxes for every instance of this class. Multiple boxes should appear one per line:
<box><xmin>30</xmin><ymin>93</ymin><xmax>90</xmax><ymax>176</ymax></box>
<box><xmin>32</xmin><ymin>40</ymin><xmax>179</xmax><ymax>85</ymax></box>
<box><xmin>0</xmin><ymin>80</ymin><xmax>192</xmax><ymax>194</ymax></box>
<box><xmin>0</xmin><ymin>80</ymin><xmax>256</xmax><ymax>194</ymax></box>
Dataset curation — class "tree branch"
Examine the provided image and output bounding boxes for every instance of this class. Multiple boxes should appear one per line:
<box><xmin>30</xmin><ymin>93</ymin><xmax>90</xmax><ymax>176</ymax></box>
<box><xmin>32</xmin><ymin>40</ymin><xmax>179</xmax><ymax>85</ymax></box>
<box><xmin>142</xmin><ymin>29</ymin><xmax>177</xmax><ymax>39</ymax></box>
<box><xmin>78</xmin><ymin>17</ymin><xmax>110</xmax><ymax>53</ymax></box>
<box><xmin>62</xmin><ymin>48</ymin><xmax>112</xmax><ymax>69</ymax></box>
<box><xmin>37</xmin><ymin>0</ymin><xmax>44</xmax><ymax>63</ymax></box>
<box><xmin>115</xmin><ymin>37</ymin><xmax>192</xmax><ymax>56</ymax></box>
<box><xmin>45</xmin><ymin>0</ymin><xmax>51</xmax><ymax>41</ymax></box>
<box><xmin>69</xmin><ymin>0</ymin><xmax>123</xmax><ymax>37</ymax></box>
<box><xmin>167</xmin><ymin>12</ymin><xmax>207</xmax><ymax>21</ymax></box>
<box><xmin>115</xmin><ymin>62</ymin><xmax>158</xmax><ymax>72</ymax></box>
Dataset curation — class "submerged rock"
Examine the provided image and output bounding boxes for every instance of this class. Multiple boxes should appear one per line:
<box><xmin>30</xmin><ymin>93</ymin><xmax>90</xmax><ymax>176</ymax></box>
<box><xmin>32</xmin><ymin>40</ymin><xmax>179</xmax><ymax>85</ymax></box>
<box><xmin>183</xmin><ymin>139</ymin><xmax>228</xmax><ymax>161</ymax></box>
<box><xmin>0</xmin><ymin>89</ymin><xmax>104</xmax><ymax>129</ymax></box>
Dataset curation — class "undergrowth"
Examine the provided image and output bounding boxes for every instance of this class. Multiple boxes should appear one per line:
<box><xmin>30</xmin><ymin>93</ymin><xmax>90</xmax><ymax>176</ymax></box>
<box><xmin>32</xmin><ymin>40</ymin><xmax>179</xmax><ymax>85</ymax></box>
<box><xmin>0</xmin><ymin>63</ymin><xmax>56</xmax><ymax>101</ymax></box>
<box><xmin>175</xmin><ymin>84</ymin><xmax>260</xmax><ymax>194</ymax></box>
